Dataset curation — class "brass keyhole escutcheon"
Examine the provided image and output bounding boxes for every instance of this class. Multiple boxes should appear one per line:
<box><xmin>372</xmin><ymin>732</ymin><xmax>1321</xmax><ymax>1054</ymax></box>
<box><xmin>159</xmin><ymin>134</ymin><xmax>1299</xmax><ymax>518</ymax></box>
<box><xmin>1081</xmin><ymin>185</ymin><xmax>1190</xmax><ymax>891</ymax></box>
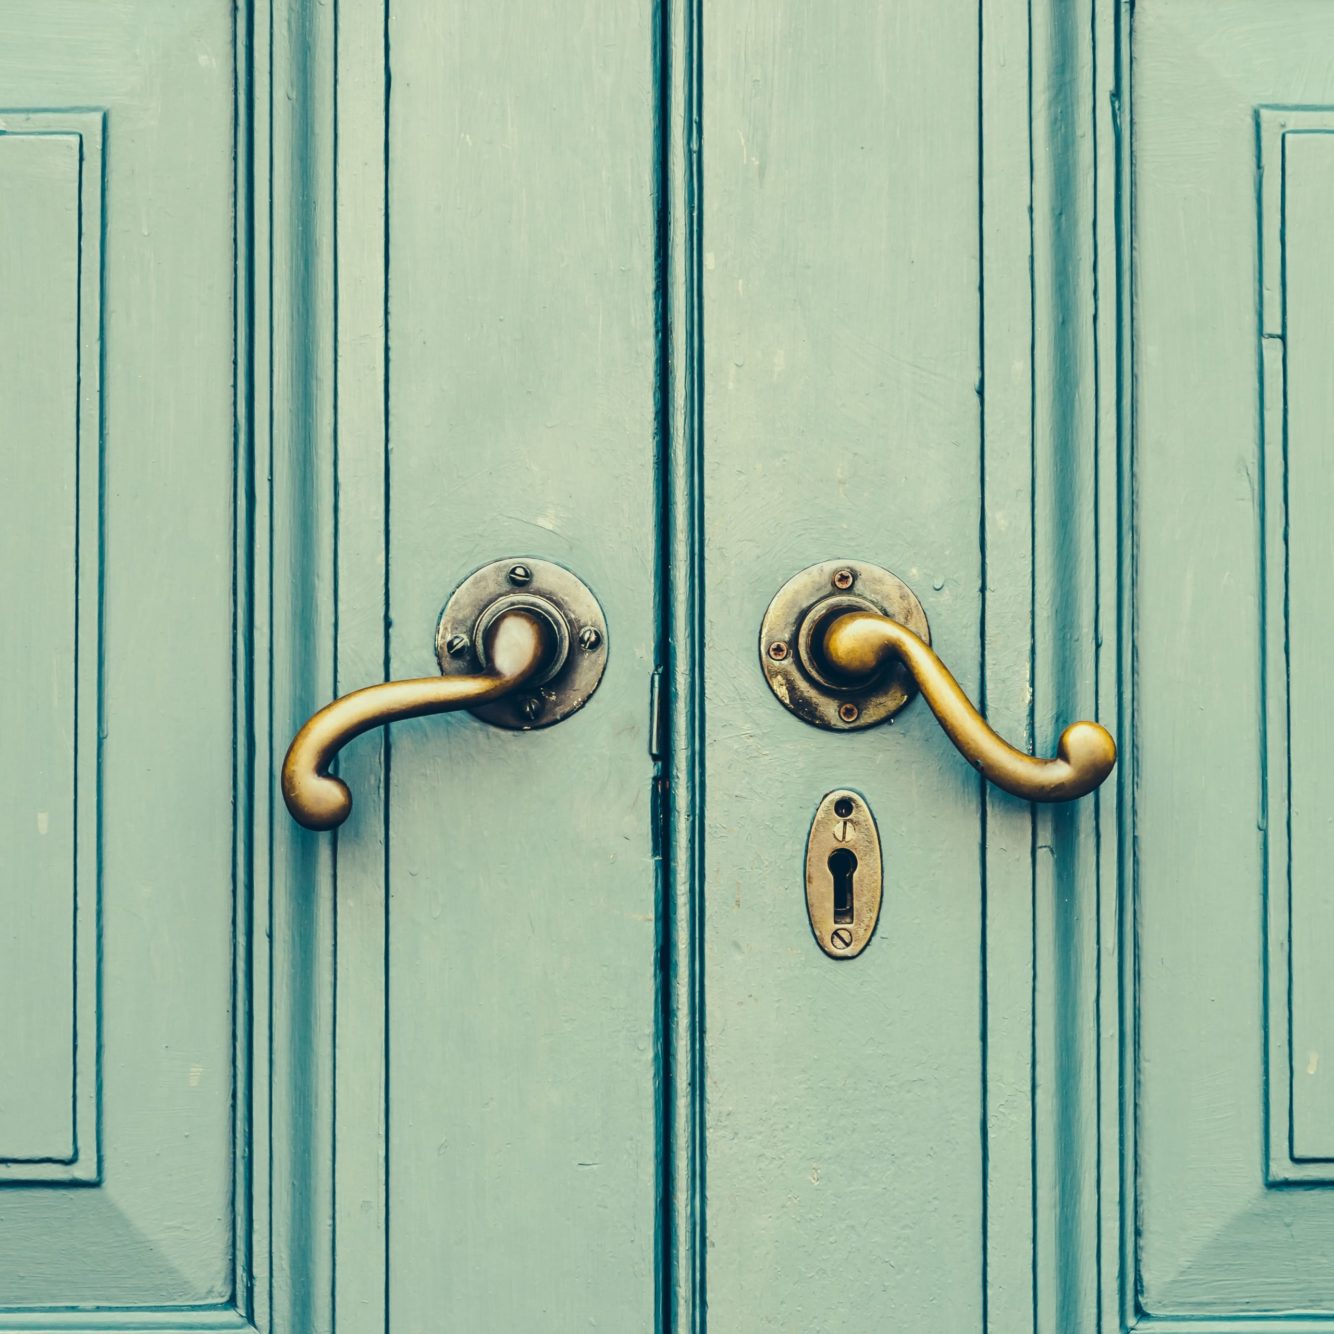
<box><xmin>805</xmin><ymin>789</ymin><xmax>883</xmax><ymax>959</ymax></box>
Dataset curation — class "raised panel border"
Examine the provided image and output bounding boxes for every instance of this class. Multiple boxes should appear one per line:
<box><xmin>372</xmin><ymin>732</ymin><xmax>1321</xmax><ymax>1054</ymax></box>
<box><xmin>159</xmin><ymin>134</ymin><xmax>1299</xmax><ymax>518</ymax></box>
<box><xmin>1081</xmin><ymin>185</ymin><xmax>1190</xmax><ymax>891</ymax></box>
<box><xmin>1256</xmin><ymin>105</ymin><xmax>1334</xmax><ymax>1186</ymax></box>
<box><xmin>985</xmin><ymin>3</ymin><xmax>1334</xmax><ymax>1331</ymax></box>
<box><xmin>0</xmin><ymin>0</ymin><xmax>343</xmax><ymax>1326</ymax></box>
<box><xmin>1099</xmin><ymin>18</ymin><xmax>1334</xmax><ymax>1334</ymax></box>
<box><xmin>0</xmin><ymin>109</ymin><xmax>105</xmax><ymax>1188</ymax></box>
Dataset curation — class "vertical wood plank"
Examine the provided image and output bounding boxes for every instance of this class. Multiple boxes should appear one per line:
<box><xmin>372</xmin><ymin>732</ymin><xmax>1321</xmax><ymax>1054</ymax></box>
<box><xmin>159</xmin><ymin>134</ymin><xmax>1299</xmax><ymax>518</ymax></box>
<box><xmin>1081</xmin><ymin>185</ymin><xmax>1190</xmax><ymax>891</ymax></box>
<box><xmin>698</xmin><ymin>4</ymin><xmax>985</xmax><ymax>1328</ymax></box>
<box><xmin>979</xmin><ymin>0</ymin><xmax>1039</xmax><ymax>1324</ymax></box>
<box><xmin>385</xmin><ymin>5</ymin><xmax>661</xmax><ymax>1328</ymax></box>
<box><xmin>1031</xmin><ymin>0</ymin><xmax>1103</xmax><ymax>1327</ymax></box>
<box><xmin>267</xmin><ymin>0</ymin><xmax>338</xmax><ymax>1325</ymax></box>
<box><xmin>331</xmin><ymin>0</ymin><xmax>390</xmax><ymax>1327</ymax></box>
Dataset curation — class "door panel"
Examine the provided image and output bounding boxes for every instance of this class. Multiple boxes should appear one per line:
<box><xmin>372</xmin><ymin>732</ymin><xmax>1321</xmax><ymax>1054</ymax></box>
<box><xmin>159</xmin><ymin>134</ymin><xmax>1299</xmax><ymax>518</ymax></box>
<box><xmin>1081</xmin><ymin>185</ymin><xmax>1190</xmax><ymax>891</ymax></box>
<box><xmin>384</xmin><ymin>4</ymin><xmax>660</xmax><ymax>1327</ymax></box>
<box><xmin>11</xmin><ymin>1</ymin><xmax>1334</xmax><ymax>1329</ymax></box>
<box><xmin>0</xmin><ymin>3</ymin><xmax>240</xmax><ymax>1311</ymax></box>
<box><xmin>1133</xmin><ymin>0</ymin><xmax>1334</xmax><ymax>1318</ymax></box>
<box><xmin>698</xmin><ymin>5</ymin><xmax>986</xmax><ymax>1327</ymax></box>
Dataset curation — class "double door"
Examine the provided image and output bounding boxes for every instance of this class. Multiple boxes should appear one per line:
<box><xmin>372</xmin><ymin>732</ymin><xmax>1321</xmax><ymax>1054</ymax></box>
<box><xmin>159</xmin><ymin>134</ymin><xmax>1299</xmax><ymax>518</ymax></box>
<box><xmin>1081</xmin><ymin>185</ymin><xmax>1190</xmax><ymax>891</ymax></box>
<box><xmin>3</xmin><ymin>2</ymin><xmax>1332</xmax><ymax>1330</ymax></box>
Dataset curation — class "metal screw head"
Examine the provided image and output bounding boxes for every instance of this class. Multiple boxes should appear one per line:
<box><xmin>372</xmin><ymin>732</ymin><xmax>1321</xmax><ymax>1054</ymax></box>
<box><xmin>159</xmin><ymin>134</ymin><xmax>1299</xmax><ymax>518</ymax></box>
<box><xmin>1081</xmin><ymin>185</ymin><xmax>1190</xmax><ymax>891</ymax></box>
<box><xmin>830</xmin><ymin>927</ymin><xmax>854</xmax><ymax>950</ymax></box>
<box><xmin>507</xmin><ymin>564</ymin><xmax>533</xmax><ymax>586</ymax></box>
<box><xmin>444</xmin><ymin>632</ymin><xmax>470</xmax><ymax>658</ymax></box>
<box><xmin>832</xmin><ymin>568</ymin><xmax>855</xmax><ymax>590</ymax></box>
<box><xmin>578</xmin><ymin>626</ymin><xmax>602</xmax><ymax>652</ymax></box>
<box><xmin>519</xmin><ymin>695</ymin><xmax>544</xmax><ymax>722</ymax></box>
<box><xmin>767</xmin><ymin>640</ymin><xmax>789</xmax><ymax>661</ymax></box>
<box><xmin>838</xmin><ymin>702</ymin><xmax>860</xmax><ymax>724</ymax></box>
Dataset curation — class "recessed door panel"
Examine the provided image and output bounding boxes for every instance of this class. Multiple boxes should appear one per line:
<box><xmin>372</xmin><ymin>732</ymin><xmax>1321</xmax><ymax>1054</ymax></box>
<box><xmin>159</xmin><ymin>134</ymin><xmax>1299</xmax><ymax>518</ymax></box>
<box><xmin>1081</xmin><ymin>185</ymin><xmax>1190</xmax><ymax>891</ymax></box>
<box><xmin>1134</xmin><ymin>0</ymin><xmax>1334</xmax><ymax>1316</ymax></box>
<box><xmin>0</xmin><ymin>1</ymin><xmax>240</xmax><ymax>1314</ymax></box>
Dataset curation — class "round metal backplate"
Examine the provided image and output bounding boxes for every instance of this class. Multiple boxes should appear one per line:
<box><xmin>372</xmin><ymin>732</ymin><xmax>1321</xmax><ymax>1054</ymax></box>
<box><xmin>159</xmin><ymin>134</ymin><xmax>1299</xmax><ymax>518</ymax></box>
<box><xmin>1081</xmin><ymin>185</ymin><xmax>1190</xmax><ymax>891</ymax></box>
<box><xmin>435</xmin><ymin>558</ymin><xmax>608</xmax><ymax>730</ymax></box>
<box><xmin>759</xmin><ymin>559</ymin><xmax>931</xmax><ymax>731</ymax></box>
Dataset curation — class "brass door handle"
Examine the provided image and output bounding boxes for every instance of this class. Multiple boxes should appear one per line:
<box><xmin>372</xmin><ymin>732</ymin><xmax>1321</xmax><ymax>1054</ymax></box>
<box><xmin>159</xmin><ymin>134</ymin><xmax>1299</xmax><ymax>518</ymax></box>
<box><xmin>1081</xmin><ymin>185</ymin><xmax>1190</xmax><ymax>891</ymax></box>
<box><xmin>821</xmin><ymin>610</ymin><xmax>1115</xmax><ymax>801</ymax></box>
<box><xmin>282</xmin><ymin>559</ymin><xmax>609</xmax><ymax>831</ymax></box>
<box><xmin>283</xmin><ymin>610</ymin><xmax>550</xmax><ymax>830</ymax></box>
<box><xmin>760</xmin><ymin>560</ymin><xmax>1116</xmax><ymax>803</ymax></box>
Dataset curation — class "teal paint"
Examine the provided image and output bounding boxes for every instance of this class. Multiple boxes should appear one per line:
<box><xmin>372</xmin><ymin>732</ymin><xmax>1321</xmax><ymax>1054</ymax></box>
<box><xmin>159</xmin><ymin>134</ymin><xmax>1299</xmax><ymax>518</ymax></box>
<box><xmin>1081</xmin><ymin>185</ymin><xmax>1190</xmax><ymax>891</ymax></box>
<box><xmin>695</xmin><ymin>4</ymin><xmax>987</xmax><ymax>1328</ymax></box>
<box><xmin>1133</xmin><ymin>3</ymin><xmax>1334</xmax><ymax>1322</ymax></box>
<box><xmin>6</xmin><ymin>1</ymin><xmax>1332</xmax><ymax>1330</ymax></box>
<box><xmin>0</xmin><ymin>115</ymin><xmax>102</xmax><ymax>1185</ymax></box>
<box><xmin>381</xmin><ymin>3</ymin><xmax>661</xmax><ymax>1328</ymax></box>
<box><xmin>0</xmin><ymin>0</ymin><xmax>239</xmax><ymax>1312</ymax></box>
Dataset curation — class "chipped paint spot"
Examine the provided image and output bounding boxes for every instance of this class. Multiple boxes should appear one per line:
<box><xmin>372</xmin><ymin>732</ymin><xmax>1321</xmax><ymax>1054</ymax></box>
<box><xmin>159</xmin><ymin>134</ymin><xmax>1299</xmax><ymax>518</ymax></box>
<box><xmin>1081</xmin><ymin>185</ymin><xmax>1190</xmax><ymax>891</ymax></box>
<box><xmin>36</xmin><ymin>812</ymin><xmax>49</xmax><ymax>835</ymax></box>
<box><xmin>188</xmin><ymin>1063</ymin><xmax>204</xmax><ymax>1087</ymax></box>
<box><xmin>704</xmin><ymin>251</ymin><xmax>716</xmax><ymax>271</ymax></box>
<box><xmin>772</xmin><ymin>348</ymin><xmax>786</xmax><ymax>380</ymax></box>
<box><xmin>1308</xmin><ymin>1051</ymin><xmax>1320</xmax><ymax>1076</ymax></box>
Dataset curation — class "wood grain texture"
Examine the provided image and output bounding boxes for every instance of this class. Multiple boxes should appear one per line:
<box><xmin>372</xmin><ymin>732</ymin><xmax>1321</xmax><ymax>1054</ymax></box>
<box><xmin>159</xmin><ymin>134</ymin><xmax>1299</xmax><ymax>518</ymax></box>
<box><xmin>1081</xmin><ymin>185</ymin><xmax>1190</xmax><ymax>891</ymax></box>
<box><xmin>1273</xmin><ymin>127</ymin><xmax>1334</xmax><ymax>1168</ymax></box>
<box><xmin>0</xmin><ymin>117</ymin><xmax>101</xmax><ymax>1182</ymax></box>
<box><xmin>697</xmin><ymin>4</ymin><xmax>986</xmax><ymax>1329</ymax></box>
<box><xmin>1030</xmin><ymin>0</ymin><xmax>1104</xmax><ymax>1328</ymax></box>
<box><xmin>0</xmin><ymin>2</ymin><xmax>240</xmax><ymax>1314</ymax></box>
<box><xmin>979</xmin><ymin>0</ymin><xmax>1042</xmax><ymax>1325</ymax></box>
<box><xmin>10</xmin><ymin>2</ymin><xmax>1332</xmax><ymax>1329</ymax></box>
<box><xmin>383</xmin><ymin>3</ymin><xmax>660</xmax><ymax>1329</ymax></box>
<box><xmin>1131</xmin><ymin>0</ymin><xmax>1334</xmax><ymax>1321</ymax></box>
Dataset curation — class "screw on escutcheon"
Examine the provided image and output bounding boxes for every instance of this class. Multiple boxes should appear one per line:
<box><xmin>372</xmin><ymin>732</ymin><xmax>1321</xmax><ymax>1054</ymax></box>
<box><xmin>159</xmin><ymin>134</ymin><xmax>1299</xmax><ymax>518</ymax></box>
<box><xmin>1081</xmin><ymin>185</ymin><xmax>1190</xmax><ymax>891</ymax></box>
<box><xmin>767</xmin><ymin>640</ymin><xmax>789</xmax><ymax>661</ymax></box>
<box><xmin>838</xmin><ymin>702</ymin><xmax>860</xmax><ymax>724</ymax></box>
<box><xmin>578</xmin><ymin>626</ymin><xmax>602</xmax><ymax>652</ymax></box>
<box><xmin>830</xmin><ymin>927</ymin><xmax>854</xmax><ymax>950</ymax></box>
<box><xmin>519</xmin><ymin>695</ymin><xmax>544</xmax><ymax>722</ymax></box>
<box><xmin>508</xmin><ymin>564</ymin><xmax>533</xmax><ymax>586</ymax></box>
<box><xmin>832</xmin><ymin>567</ymin><xmax>855</xmax><ymax>590</ymax></box>
<box><xmin>444</xmin><ymin>633</ymin><xmax>470</xmax><ymax>657</ymax></box>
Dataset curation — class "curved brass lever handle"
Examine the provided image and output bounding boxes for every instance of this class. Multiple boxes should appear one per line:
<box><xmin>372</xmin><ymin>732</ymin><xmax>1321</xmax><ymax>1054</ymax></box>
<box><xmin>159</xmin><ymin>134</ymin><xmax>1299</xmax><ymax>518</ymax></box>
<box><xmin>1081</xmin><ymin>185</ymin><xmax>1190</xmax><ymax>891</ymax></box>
<box><xmin>822</xmin><ymin>610</ymin><xmax>1116</xmax><ymax>802</ymax></box>
<box><xmin>282</xmin><ymin>609</ymin><xmax>551</xmax><ymax>831</ymax></box>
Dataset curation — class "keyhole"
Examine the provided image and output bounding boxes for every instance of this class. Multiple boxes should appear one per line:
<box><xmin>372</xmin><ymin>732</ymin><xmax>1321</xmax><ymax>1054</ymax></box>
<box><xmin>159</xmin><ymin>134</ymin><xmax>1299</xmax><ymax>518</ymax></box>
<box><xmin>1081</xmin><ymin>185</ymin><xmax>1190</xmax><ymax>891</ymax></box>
<box><xmin>828</xmin><ymin>847</ymin><xmax>857</xmax><ymax>924</ymax></box>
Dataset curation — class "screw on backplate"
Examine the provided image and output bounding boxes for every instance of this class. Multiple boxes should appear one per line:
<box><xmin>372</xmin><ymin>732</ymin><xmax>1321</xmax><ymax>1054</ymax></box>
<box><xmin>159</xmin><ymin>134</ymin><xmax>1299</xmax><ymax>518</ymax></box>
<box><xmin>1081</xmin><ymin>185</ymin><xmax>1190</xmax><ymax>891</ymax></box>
<box><xmin>508</xmin><ymin>564</ymin><xmax>533</xmax><ymax>586</ymax></box>
<box><xmin>519</xmin><ymin>695</ymin><xmax>544</xmax><ymax>722</ymax></box>
<box><xmin>579</xmin><ymin>626</ymin><xmax>602</xmax><ymax>652</ymax></box>
<box><xmin>838</xmin><ymin>702</ymin><xmax>860</xmax><ymax>724</ymax></box>
<box><xmin>830</xmin><ymin>927</ymin><xmax>854</xmax><ymax>950</ymax></box>
<box><xmin>445</xmin><ymin>633</ymin><xmax>470</xmax><ymax>657</ymax></box>
<box><xmin>832</xmin><ymin>568</ymin><xmax>855</xmax><ymax>590</ymax></box>
<box><xmin>767</xmin><ymin>640</ymin><xmax>789</xmax><ymax>661</ymax></box>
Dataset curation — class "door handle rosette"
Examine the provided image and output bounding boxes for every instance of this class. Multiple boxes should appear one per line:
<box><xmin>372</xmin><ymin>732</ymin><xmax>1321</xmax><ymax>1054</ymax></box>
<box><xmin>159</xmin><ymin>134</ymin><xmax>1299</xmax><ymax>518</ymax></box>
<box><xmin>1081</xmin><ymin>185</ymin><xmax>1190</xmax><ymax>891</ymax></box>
<box><xmin>759</xmin><ymin>560</ymin><xmax>1115</xmax><ymax>802</ymax></box>
<box><xmin>283</xmin><ymin>558</ymin><xmax>608</xmax><ymax>830</ymax></box>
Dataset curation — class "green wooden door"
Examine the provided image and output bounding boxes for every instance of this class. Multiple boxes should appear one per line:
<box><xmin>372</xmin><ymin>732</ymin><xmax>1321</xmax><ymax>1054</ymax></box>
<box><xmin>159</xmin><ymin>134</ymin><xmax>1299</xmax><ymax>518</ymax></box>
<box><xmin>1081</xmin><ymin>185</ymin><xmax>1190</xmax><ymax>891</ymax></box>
<box><xmin>4</xmin><ymin>1</ymin><xmax>1331</xmax><ymax>1331</ymax></box>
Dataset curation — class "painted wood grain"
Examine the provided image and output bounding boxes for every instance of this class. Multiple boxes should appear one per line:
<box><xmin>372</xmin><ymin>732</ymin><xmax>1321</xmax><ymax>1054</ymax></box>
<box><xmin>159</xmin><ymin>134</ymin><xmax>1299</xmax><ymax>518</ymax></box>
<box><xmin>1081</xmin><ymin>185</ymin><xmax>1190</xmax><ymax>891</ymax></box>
<box><xmin>0</xmin><ymin>2</ymin><xmax>238</xmax><ymax>1314</ymax></box>
<box><xmin>382</xmin><ymin>4</ymin><xmax>661</xmax><ymax>1329</ymax></box>
<box><xmin>8</xmin><ymin>2</ymin><xmax>1331</xmax><ymax>1330</ymax></box>
<box><xmin>1133</xmin><ymin>0</ymin><xmax>1334</xmax><ymax>1320</ymax></box>
<box><xmin>0</xmin><ymin>123</ymin><xmax>96</xmax><ymax>1178</ymax></box>
<box><xmin>697</xmin><ymin>4</ymin><xmax>987</xmax><ymax>1329</ymax></box>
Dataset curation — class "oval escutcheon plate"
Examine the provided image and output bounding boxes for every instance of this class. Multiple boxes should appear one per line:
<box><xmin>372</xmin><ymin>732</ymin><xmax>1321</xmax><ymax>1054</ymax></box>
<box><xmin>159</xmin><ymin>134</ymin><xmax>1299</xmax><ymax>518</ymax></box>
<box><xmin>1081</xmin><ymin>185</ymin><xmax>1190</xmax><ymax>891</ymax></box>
<box><xmin>805</xmin><ymin>789</ymin><xmax>883</xmax><ymax>960</ymax></box>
